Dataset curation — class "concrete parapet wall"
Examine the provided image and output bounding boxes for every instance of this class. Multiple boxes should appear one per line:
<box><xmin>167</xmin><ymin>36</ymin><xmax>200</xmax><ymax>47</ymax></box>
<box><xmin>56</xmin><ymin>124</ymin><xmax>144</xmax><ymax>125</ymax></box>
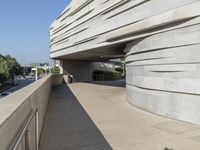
<box><xmin>0</xmin><ymin>75</ymin><xmax>63</xmax><ymax>150</ymax></box>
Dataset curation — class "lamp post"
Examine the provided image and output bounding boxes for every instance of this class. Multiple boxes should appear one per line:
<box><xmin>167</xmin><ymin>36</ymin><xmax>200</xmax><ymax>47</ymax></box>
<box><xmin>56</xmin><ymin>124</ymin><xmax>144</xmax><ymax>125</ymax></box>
<box><xmin>32</xmin><ymin>68</ymin><xmax>38</xmax><ymax>81</ymax></box>
<box><xmin>45</xmin><ymin>65</ymin><xmax>47</xmax><ymax>76</ymax></box>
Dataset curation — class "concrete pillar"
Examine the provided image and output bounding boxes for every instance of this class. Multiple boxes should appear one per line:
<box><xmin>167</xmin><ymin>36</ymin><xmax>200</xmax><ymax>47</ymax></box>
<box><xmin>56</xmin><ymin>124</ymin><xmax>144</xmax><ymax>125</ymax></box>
<box><xmin>62</xmin><ymin>60</ymin><xmax>92</xmax><ymax>82</ymax></box>
<box><xmin>59</xmin><ymin>60</ymin><xmax>64</xmax><ymax>74</ymax></box>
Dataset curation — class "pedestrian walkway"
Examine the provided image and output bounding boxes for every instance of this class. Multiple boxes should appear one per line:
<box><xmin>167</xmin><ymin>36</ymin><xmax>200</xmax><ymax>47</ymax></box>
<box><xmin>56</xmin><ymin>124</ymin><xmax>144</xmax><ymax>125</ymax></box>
<box><xmin>40</xmin><ymin>82</ymin><xmax>200</xmax><ymax>150</ymax></box>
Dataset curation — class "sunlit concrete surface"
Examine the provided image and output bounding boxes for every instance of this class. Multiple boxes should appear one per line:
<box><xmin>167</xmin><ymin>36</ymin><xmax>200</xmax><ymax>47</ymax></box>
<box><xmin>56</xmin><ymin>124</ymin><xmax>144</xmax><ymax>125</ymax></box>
<box><xmin>0</xmin><ymin>75</ymin><xmax>63</xmax><ymax>150</ymax></box>
<box><xmin>50</xmin><ymin>0</ymin><xmax>200</xmax><ymax>125</ymax></box>
<box><xmin>39</xmin><ymin>82</ymin><xmax>200</xmax><ymax>150</ymax></box>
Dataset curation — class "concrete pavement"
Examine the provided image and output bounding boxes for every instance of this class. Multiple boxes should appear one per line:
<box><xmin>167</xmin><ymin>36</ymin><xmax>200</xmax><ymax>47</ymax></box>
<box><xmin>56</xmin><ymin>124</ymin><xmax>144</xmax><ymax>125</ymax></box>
<box><xmin>40</xmin><ymin>82</ymin><xmax>200</xmax><ymax>150</ymax></box>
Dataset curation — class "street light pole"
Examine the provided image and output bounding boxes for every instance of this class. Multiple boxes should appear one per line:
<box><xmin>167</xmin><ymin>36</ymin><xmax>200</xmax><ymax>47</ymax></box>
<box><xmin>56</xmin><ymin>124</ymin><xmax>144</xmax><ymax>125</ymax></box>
<box><xmin>32</xmin><ymin>68</ymin><xmax>38</xmax><ymax>81</ymax></box>
<box><xmin>45</xmin><ymin>65</ymin><xmax>47</xmax><ymax>76</ymax></box>
<box><xmin>36</xmin><ymin>69</ymin><xmax>38</xmax><ymax>81</ymax></box>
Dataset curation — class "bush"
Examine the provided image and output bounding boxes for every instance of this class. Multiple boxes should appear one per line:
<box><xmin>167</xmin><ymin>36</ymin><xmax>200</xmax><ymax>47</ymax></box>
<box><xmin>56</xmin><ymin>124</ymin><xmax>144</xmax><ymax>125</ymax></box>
<box><xmin>37</xmin><ymin>68</ymin><xmax>45</xmax><ymax>76</ymax></box>
<box><xmin>93</xmin><ymin>70</ymin><xmax>122</xmax><ymax>81</ymax></box>
<box><xmin>115</xmin><ymin>67</ymin><xmax>123</xmax><ymax>74</ymax></box>
<box><xmin>51</xmin><ymin>66</ymin><xmax>60</xmax><ymax>74</ymax></box>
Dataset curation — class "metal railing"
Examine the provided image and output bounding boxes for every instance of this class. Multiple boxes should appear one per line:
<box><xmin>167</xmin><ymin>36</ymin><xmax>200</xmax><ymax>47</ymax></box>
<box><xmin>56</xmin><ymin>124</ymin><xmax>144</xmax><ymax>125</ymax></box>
<box><xmin>10</xmin><ymin>109</ymin><xmax>39</xmax><ymax>150</ymax></box>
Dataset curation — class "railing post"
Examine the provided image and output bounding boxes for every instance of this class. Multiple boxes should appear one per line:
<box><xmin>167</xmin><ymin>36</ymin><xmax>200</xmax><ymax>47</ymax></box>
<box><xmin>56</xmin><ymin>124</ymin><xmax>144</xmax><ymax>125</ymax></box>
<box><xmin>25</xmin><ymin>130</ymin><xmax>29</xmax><ymax>150</ymax></box>
<box><xmin>11</xmin><ymin>109</ymin><xmax>38</xmax><ymax>150</ymax></box>
<box><xmin>35</xmin><ymin>109</ymin><xmax>39</xmax><ymax>150</ymax></box>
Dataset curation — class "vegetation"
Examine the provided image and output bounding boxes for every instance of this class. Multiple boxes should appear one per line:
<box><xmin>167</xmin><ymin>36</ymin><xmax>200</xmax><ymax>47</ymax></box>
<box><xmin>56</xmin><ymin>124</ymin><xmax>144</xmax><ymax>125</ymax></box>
<box><xmin>51</xmin><ymin>66</ymin><xmax>60</xmax><ymax>74</ymax></box>
<box><xmin>0</xmin><ymin>54</ymin><xmax>23</xmax><ymax>85</ymax></box>
<box><xmin>37</xmin><ymin>68</ymin><xmax>45</xmax><ymax>76</ymax></box>
<box><xmin>93</xmin><ymin>70</ymin><xmax>123</xmax><ymax>81</ymax></box>
<box><xmin>115</xmin><ymin>67</ymin><xmax>123</xmax><ymax>74</ymax></box>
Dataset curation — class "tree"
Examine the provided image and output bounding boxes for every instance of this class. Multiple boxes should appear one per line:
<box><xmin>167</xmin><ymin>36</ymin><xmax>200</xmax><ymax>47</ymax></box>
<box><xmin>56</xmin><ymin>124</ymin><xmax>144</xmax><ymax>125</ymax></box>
<box><xmin>0</xmin><ymin>54</ymin><xmax>23</xmax><ymax>85</ymax></box>
<box><xmin>0</xmin><ymin>55</ymin><xmax>9</xmax><ymax>84</ymax></box>
<box><xmin>37</xmin><ymin>68</ymin><xmax>45</xmax><ymax>76</ymax></box>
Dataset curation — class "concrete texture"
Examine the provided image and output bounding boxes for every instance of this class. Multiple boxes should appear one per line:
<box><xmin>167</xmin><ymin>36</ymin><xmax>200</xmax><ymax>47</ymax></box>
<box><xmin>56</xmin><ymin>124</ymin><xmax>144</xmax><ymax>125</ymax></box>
<box><xmin>49</xmin><ymin>0</ymin><xmax>200</xmax><ymax>60</ymax></box>
<box><xmin>125</xmin><ymin>6</ymin><xmax>200</xmax><ymax>125</ymax></box>
<box><xmin>49</xmin><ymin>0</ymin><xmax>200</xmax><ymax>125</ymax></box>
<box><xmin>0</xmin><ymin>75</ymin><xmax>63</xmax><ymax>150</ymax></box>
<box><xmin>39</xmin><ymin>82</ymin><xmax>200</xmax><ymax>150</ymax></box>
<box><xmin>39</xmin><ymin>85</ymin><xmax>112</xmax><ymax>150</ymax></box>
<box><xmin>61</xmin><ymin>60</ymin><xmax>120</xmax><ymax>82</ymax></box>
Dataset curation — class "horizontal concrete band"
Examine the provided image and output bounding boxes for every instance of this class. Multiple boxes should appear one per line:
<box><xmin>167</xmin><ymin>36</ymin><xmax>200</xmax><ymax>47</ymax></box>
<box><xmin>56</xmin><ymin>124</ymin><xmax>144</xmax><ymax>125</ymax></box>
<box><xmin>0</xmin><ymin>75</ymin><xmax>63</xmax><ymax>150</ymax></box>
<box><xmin>50</xmin><ymin>0</ymin><xmax>200</xmax><ymax>59</ymax></box>
<box><xmin>50</xmin><ymin>0</ymin><xmax>200</xmax><ymax>125</ymax></box>
<box><xmin>125</xmin><ymin>13</ymin><xmax>200</xmax><ymax>125</ymax></box>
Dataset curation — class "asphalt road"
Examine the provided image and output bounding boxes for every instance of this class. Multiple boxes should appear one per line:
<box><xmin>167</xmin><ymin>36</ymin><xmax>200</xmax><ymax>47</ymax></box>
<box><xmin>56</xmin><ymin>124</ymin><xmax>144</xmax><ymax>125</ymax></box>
<box><xmin>0</xmin><ymin>77</ymin><xmax>35</xmax><ymax>99</ymax></box>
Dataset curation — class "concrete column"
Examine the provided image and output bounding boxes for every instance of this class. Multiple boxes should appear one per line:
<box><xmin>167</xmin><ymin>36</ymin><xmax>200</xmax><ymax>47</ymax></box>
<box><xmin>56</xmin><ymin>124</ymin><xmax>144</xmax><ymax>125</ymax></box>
<box><xmin>59</xmin><ymin>60</ymin><xmax>64</xmax><ymax>74</ymax></box>
<box><xmin>62</xmin><ymin>60</ymin><xmax>92</xmax><ymax>82</ymax></box>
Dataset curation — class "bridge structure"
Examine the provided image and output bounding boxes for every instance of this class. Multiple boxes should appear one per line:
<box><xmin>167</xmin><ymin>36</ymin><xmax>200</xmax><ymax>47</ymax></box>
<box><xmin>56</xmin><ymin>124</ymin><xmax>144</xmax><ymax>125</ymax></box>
<box><xmin>50</xmin><ymin>0</ymin><xmax>200</xmax><ymax>125</ymax></box>
<box><xmin>1</xmin><ymin>1</ymin><xmax>200</xmax><ymax>150</ymax></box>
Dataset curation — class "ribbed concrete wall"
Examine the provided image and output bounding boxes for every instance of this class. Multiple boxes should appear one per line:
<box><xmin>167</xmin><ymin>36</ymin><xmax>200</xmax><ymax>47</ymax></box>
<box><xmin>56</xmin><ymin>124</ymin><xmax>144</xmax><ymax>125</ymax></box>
<box><xmin>50</xmin><ymin>0</ymin><xmax>200</xmax><ymax>125</ymax></box>
<box><xmin>125</xmin><ymin>1</ymin><xmax>200</xmax><ymax>124</ymax></box>
<box><xmin>50</xmin><ymin>0</ymin><xmax>200</xmax><ymax>59</ymax></box>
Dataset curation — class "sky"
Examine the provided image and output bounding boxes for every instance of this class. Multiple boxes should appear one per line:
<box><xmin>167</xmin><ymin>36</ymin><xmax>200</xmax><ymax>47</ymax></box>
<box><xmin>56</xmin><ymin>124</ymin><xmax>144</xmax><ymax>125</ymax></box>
<box><xmin>0</xmin><ymin>0</ymin><xmax>71</xmax><ymax>65</ymax></box>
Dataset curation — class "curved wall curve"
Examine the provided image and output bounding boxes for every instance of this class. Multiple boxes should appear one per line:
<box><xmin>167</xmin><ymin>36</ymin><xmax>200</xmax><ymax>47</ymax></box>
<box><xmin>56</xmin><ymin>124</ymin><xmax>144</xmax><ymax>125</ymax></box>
<box><xmin>125</xmin><ymin>19</ymin><xmax>200</xmax><ymax>124</ymax></box>
<box><xmin>50</xmin><ymin>0</ymin><xmax>200</xmax><ymax>59</ymax></box>
<box><xmin>50</xmin><ymin>0</ymin><xmax>200</xmax><ymax>125</ymax></box>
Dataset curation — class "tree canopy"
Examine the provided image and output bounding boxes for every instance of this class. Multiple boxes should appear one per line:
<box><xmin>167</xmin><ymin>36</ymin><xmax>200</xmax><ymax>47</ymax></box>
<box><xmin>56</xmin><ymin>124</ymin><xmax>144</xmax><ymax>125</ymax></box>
<box><xmin>0</xmin><ymin>54</ymin><xmax>23</xmax><ymax>85</ymax></box>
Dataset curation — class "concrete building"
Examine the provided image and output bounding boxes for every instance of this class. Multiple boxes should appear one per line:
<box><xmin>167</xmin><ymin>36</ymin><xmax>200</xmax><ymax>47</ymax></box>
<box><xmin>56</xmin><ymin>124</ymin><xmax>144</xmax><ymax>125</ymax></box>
<box><xmin>50</xmin><ymin>0</ymin><xmax>200</xmax><ymax>125</ymax></box>
<box><xmin>2</xmin><ymin>1</ymin><xmax>200</xmax><ymax>150</ymax></box>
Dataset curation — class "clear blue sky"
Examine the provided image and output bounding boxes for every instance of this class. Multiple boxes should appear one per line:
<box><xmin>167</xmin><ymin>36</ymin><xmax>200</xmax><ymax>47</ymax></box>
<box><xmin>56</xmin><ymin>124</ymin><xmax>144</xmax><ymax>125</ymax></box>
<box><xmin>0</xmin><ymin>0</ymin><xmax>71</xmax><ymax>64</ymax></box>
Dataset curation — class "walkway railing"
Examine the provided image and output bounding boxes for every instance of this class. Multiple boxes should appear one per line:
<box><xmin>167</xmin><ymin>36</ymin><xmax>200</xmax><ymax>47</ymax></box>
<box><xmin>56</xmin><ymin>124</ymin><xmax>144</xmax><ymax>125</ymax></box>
<box><xmin>0</xmin><ymin>75</ymin><xmax>64</xmax><ymax>150</ymax></box>
<box><xmin>10</xmin><ymin>109</ymin><xmax>38</xmax><ymax>150</ymax></box>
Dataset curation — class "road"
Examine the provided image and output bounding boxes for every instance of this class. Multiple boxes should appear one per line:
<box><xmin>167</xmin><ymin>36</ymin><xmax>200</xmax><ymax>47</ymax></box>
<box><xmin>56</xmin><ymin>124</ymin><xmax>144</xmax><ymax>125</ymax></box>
<box><xmin>0</xmin><ymin>77</ymin><xmax>35</xmax><ymax>99</ymax></box>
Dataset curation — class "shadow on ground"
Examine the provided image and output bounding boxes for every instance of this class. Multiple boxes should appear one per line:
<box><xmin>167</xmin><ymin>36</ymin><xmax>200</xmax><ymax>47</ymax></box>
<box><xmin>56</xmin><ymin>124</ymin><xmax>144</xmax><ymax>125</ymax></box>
<box><xmin>39</xmin><ymin>85</ymin><xmax>112</xmax><ymax>150</ymax></box>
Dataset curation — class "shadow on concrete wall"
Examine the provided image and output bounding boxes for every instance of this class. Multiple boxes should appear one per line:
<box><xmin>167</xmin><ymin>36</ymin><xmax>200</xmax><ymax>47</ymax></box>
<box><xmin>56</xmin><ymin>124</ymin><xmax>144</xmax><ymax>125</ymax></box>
<box><xmin>164</xmin><ymin>148</ymin><xmax>175</xmax><ymax>150</ymax></box>
<box><xmin>39</xmin><ymin>85</ymin><xmax>112</xmax><ymax>150</ymax></box>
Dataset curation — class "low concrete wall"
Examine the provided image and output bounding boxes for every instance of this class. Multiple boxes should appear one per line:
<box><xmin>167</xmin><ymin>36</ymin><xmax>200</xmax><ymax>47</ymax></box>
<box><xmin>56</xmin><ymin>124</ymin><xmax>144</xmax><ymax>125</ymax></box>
<box><xmin>0</xmin><ymin>75</ymin><xmax>63</xmax><ymax>150</ymax></box>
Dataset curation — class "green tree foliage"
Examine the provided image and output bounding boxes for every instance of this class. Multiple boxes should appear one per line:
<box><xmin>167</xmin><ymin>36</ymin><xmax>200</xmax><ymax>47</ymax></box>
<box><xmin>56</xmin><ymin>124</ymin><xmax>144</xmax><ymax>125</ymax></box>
<box><xmin>93</xmin><ymin>70</ymin><xmax>122</xmax><ymax>81</ymax></box>
<box><xmin>51</xmin><ymin>66</ymin><xmax>60</xmax><ymax>74</ymax></box>
<box><xmin>115</xmin><ymin>67</ymin><xmax>123</xmax><ymax>74</ymax></box>
<box><xmin>0</xmin><ymin>54</ymin><xmax>23</xmax><ymax>85</ymax></box>
<box><xmin>37</xmin><ymin>68</ymin><xmax>45</xmax><ymax>76</ymax></box>
<box><xmin>0</xmin><ymin>55</ymin><xmax>9</xmax><ymax>84</ymax></box>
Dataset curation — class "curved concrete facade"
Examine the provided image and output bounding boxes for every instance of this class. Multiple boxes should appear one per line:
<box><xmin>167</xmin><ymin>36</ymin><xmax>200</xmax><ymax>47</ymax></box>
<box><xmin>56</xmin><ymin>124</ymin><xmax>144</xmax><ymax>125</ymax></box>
<box><xmin>50</xmin><ymin>0</ymin><xmax>200</xmax><ymax>124</ymax></box>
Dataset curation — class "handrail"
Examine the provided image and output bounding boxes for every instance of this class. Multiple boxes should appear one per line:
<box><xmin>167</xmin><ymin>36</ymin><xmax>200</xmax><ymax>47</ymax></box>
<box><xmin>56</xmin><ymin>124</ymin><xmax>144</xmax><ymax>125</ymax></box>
<box><xmin>10</xmin><ymin>109</ymin><xmax>39</xmax><ymax>150</ymax></box>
